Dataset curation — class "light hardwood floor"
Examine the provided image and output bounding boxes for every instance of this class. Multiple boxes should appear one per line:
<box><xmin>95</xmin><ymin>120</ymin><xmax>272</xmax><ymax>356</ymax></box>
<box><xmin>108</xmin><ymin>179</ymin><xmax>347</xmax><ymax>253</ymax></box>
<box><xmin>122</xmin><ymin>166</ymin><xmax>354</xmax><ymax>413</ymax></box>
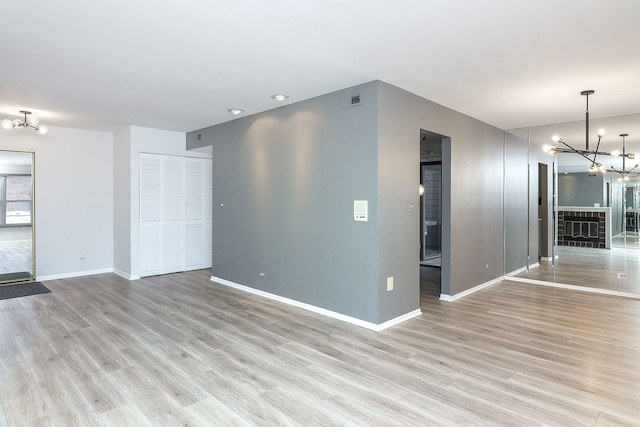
<box><xmin>513</xmin><ymin>246</ymin><xmax>640</xmax><ymax>296</ymax></box>
<box><xmin>1</xmin><ymin>268</ymin><xmax>640</xmax><ymax>426</ymax></box>
<box><xmin>0</xmin><ymin>240</ymin><xmax>32</xmax><ymax>276</ymax></box>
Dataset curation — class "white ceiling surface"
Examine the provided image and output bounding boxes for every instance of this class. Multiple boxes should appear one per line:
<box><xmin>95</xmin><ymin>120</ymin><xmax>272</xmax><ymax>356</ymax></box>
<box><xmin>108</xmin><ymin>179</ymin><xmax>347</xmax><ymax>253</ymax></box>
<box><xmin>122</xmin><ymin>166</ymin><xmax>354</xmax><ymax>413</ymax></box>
<box><xmin>2</xmin><ymin>0</ymin><xmax>640</xmax><ymax>138</ymax></box>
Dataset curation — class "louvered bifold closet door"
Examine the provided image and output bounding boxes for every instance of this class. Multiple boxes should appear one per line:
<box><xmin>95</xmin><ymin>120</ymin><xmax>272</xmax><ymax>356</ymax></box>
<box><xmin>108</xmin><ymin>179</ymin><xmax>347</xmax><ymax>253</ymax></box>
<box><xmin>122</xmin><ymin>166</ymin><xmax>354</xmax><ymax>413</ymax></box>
<box><xmin>139</xmin><ymin>154</ymin><xmax>163</xmax><ymax>276</ymax></box>
<box><xmin>184</xmin><ymin>158</ymin><xmax>204</xmax><ymax>269</ymax></box>
<box><xmin>203</xmin><ymin>159</ymin><xmax>213</xmax><ymax>268</ymax></box>
<box><xmin>139</xmin><ymin>154</ymin><xmax>211</xmax><ymax>277</ymax></box>
<box><xmin>162</xmin><ymin>156</ymin><xmax>184</xmax><ymax>274</ymax></box>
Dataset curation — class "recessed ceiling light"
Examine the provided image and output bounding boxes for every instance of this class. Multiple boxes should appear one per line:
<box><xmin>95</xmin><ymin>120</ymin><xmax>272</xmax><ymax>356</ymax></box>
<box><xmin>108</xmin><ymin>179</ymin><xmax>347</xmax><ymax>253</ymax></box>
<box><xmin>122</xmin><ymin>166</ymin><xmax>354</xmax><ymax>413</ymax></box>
<box><xmin>227</xmin><ymin>108</ymin><xmax>245</xmax><ymax>115</ymax></box>
<box><xmin>271</xmin><ymin>94</ymin><xmax>289</xmax><ymax>101</ymax></box>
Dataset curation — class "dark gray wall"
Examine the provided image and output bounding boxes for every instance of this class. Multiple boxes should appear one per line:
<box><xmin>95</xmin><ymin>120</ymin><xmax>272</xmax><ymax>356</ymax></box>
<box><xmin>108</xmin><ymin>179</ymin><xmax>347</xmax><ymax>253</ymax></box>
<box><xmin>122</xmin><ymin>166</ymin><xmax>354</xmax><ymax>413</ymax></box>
<box><xmin>504</xmin><ymin>132</ymin><xmax>528</xmax><ymax>274</ymax></box>
<box><xmin>377</xmin><ymin>82</ymin><xmax>505</xmax><ymax>298</ymax></box>
<box><xmin>188</xmin><ymin>80</ymin><xmax>525</xmax><ymax>324</ymax></box>
<box><xmin>188</xmin><ymin>82</ymin><xmax>382</xmax><ymax>323</ymax></box>
<box><xmin>558</xmin><ymin>173</ymin><xmax>605</xmax><ymax>207</ymax></box>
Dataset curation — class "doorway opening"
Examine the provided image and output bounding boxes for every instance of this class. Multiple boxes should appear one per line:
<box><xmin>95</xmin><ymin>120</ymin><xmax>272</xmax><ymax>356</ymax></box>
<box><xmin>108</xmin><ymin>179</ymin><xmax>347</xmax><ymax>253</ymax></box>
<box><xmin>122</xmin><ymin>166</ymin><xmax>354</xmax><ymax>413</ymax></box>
<box><xmin>420</xmin><ymin>162</ymin><xmax>442</xmax><ymax>266</ymax></box>
<box><xmin>419</xmin><ymin>130</ymin><xmax>446</xmax><ymax>297</ymax></box>
<box><xmin>538</xmin><ymin>163</ymin><xmax>549</xmax><ymax>261</ymax></box>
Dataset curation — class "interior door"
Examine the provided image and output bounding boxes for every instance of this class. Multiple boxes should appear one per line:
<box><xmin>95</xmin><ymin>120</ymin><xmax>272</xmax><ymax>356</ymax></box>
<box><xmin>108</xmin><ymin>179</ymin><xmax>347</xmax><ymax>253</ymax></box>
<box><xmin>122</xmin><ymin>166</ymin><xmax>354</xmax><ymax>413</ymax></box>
<box><xmin>0</xmin><ymin>149</ymin><xmax>35</xmax><ymax>285</ymax></box>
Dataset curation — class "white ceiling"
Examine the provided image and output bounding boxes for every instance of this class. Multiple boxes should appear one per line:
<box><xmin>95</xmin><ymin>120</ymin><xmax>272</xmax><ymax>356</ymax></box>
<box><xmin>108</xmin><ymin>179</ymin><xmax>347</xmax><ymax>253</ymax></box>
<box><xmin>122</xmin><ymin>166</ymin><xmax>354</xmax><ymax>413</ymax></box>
<box><xmin>2</xmin><ymin>0</ymin><xmax>640</xmax><ymax>139</ymax></box>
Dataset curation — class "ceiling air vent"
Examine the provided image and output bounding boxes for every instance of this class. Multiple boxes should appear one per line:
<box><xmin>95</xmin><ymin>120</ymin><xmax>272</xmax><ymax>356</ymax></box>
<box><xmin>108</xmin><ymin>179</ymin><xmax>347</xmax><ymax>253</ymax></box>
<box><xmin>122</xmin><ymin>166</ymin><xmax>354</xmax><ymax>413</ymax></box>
<box><xmin>340</xmin><ymin>91</ymin><xmax>363</xmax><ymax>109</ymax></box>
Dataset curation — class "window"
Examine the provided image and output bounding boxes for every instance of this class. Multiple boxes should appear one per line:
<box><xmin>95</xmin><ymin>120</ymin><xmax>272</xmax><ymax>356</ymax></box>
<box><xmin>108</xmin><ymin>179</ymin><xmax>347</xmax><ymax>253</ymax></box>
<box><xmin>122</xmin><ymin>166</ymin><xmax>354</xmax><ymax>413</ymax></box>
<box><xmin>0</xmin><ymin>175</ymin><xmax>32</xmax><ymax>226</ymax></box>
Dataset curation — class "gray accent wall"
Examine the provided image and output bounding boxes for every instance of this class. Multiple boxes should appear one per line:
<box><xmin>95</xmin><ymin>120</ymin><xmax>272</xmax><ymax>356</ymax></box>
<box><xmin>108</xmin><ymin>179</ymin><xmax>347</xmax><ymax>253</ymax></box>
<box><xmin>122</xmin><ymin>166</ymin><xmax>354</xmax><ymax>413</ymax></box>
<box><xmin>189</xmin><ymin>80</ymin><xmax>522</xmax><ymax>325</ymax></box>
<box><xmin>190</xmin><ymin>82</ymin><xmax>382</xmax><ymax>322</ymax></box>
<box><xmin>504</xmin><ymin>132</ymin><xmax>529</xmax><ymax>274</ymax></box>
<box><xmin>558</xmin><ymin>173</ymin><xmax>605</xmax><ymax>207</ymax></box>
<box><xmin>376</xmin><ymin>82</ymin><xmax>505</xmax><ymax>298</ymax></box>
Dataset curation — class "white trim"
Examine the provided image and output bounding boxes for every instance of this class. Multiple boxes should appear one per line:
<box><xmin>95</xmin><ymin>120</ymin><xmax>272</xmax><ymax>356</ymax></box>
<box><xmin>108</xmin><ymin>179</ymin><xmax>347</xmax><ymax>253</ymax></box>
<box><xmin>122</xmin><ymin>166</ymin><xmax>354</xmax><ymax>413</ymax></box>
<box><xmin>114</xmin><ymin>269</ymin><xmax>139</xmax><ymax>281</ymax></box>
<box><xmin>210</xmin><ymin>276</ymin><xmax>422</xmax><ymax>331</ymax></box>
<box><xmin>375</xmin><ymin>309</ymin><xmax>423</xmax><ymax>331</ymax></box>
<box><xmin>539</xmin><ymin>256</ymin><xmax>553</xmax><ymax>262</ymax></box>
<box><xmin>37</xmin><ymin>268</ymin><xmax>114</xmax><ymax>282</ymax></box>
<box><xmin>506</xmin><ymin>266</ymin><xmax>527</xmax><ymax>276</ymax></box>
<box><xmin>505</xmin><ymin>276</ymin><xmax>640</xmax><ymax>300</ymax></box>
<box><xmin>439</xmin><ymin>276</ymin><xmax>504</xmax><ymax>302</ymax></box>
<box><xmin>505</xmin><ymin>263</ymin><xmax>539</xmax><ymax>280</ymax></box>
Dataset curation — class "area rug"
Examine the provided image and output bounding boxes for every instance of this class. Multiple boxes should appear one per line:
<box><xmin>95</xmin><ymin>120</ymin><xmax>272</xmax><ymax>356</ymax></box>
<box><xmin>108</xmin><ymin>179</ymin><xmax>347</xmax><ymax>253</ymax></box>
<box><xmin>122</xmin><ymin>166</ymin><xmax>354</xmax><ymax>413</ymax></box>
<box><xmin>0</xmin><ymin>271</ymin><xmax>32</xmax><ymax>282</ymax></box>
<box><xmin>0</xmin><ymin>282</ymin><xmax>51</xmax><ymax>300</ymax></box>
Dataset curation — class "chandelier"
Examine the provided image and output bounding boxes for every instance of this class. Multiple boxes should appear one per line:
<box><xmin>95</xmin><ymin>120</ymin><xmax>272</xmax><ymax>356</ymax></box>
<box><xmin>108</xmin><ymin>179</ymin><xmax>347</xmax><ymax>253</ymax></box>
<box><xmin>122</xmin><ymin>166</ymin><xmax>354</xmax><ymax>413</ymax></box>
<box><xmin>609</xmin><ymin>133</ymin><xmax>639</xmax><ymax>181</ymax></box>
<box><xmin>543</xmin><ymin>90</ymin><xmax>634</xmax><ymax>173</ymax></box>
<box><xmin>1</xmin><ymin>111</ymin><xmax>48</xmax><ymax>135</ymax></box>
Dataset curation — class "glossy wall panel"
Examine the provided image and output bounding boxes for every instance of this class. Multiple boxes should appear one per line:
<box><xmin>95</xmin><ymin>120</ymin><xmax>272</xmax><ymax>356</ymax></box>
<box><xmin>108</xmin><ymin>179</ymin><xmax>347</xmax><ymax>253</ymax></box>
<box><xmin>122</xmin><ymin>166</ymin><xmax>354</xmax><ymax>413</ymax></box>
<box><xmin>0</xmin><ymin>149</ymin><xmax>34</xmax><ymax>284</ymax></box>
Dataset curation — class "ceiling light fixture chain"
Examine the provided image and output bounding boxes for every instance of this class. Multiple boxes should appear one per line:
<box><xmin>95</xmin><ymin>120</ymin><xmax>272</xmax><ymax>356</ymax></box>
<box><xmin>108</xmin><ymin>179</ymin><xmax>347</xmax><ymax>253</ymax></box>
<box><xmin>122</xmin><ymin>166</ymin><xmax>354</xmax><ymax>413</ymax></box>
<box><xmin>1</xmin><ymin>111</ymin><xmax>48</xmax><ymax>134</ymax></box>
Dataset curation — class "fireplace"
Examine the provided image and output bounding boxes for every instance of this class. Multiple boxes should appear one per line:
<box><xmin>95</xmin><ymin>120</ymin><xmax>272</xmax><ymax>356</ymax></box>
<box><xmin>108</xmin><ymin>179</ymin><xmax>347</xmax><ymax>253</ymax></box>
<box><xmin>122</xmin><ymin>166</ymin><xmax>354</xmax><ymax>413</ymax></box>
<box><xmin>557</xmin><ymin>209</ymin><xmax>607</xmax><ymax>248</ymax></box>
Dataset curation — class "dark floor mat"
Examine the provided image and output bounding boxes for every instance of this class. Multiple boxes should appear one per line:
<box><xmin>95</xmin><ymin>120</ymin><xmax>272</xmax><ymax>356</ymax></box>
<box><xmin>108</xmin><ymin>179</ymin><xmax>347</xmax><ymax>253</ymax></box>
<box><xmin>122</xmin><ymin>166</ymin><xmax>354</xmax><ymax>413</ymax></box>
<box><xmin>0</xmin><ymin>282</ymin><xmax>51</xmax><ymax>300</ymax></box>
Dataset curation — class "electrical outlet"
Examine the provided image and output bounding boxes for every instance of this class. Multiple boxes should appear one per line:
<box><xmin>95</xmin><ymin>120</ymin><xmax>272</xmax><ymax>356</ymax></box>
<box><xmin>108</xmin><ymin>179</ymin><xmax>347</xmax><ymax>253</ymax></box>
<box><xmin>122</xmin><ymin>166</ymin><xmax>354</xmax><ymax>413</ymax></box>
<box><xmin>386</xmin><ymin>276</ymin><xmax>394</xmax><ymax>291</ymax></box>
<box><xmin>259</xmin><ymin>271</ymin><xmax>266</xmax><ymax>278</ymax></box>
<box><xmin>485</xmin><ymin>264</ymin><xmax>489</xmax><ymax>269</ymax></box>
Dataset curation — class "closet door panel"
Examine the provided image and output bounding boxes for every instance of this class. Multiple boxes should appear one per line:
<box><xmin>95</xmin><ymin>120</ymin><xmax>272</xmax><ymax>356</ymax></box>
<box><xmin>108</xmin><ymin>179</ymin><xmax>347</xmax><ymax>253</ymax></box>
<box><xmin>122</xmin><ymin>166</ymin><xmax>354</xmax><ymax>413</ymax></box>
<box><xmin>162</xmin><ymin>157</ymin><xmax>184</xmax><ymax>273</ymax></box>
<box><xmin>204</xmin><ymin>160</ymin><xmax>213</xmax><ymax>268</ymax></box>
<box><xmin>140</xmin><ymin>154</ymin><xmax>163</xmax><ymax>275</ymax></box>
<box><xmin>184</xmin><ymin>159</ymin><xmax>206</xmax><ymax>269</ymax></box>
<box><xmin>140</xmin><ymin>224</ymin><xmax>162</xmax><ymax>276</ymax></box>
<box><xmin>163</xmin><ymin>222</ymin><xmax>183</xmax><ymax>273</ymax></box>
<box><xmin>185</xmin><ymin>159</ymin><xmax>203</xmax><ymax>221</ymax></box>
<box><xmin>139</xmin><ymin>154</ymin><xmax>210</xmax><ymax>277</ymax></box>
<box><xmin>184</xmin><ymin>222</ymin><xmax>204</xmax><ymax>268</ymax></box>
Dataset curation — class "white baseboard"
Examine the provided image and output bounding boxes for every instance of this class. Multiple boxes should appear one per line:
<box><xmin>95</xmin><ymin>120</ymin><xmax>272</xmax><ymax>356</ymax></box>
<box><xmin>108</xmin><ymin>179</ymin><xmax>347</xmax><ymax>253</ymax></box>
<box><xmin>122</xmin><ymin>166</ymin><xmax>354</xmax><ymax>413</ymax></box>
<box><xmin>37</xmin><ymin>268</ymin><xmax>114</xmax><ymax>282</ymax></box>
<box><xmin>210</xmin><ymin>276</ymin><xmax>422</xmax><ymax>331</ymax></box>
<box><xmin>113</xmin><ymin>269</ymin><xmax>139</xmax><ymax>281</ymax></box>
<box><xmin>506</xmin><ymin>266</ymin><xmax>527</xmax><ymax>276</ymax></box>
<box><xmin>505</xmin><ymin>263</ymin><xmax>540</xmax><ymax>279</ymax></box>
<box><xmin>439</xmin><ymin>276</ymin><xmax>504</xmax><ymax>302</ymax></box>
<box><xmin>375</xmin><ymin>309</ymin><xmax>423</xmax><ymax>331</ymax></box>
<box><xmin>505</xmin><ymin>276</ymin><xmax>640</xmax><ymax>300</ymax></box>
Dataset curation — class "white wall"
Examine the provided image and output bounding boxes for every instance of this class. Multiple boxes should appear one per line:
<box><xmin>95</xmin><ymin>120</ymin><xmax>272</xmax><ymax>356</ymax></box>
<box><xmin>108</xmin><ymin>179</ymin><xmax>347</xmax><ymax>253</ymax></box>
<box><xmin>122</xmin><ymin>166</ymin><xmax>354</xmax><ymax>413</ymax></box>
<box><xmin>0</xmin><ymin>126</ymin><xmax>114</xmax><ymax>279</ymax></box>
<box><xmin>113</xmin><ymin>126</ymin><xmax>132</xmax><ymax>276</ymax></box>
<box><xmin>124</xmin><ymin>126</ymin><xmax>211</xmax><ymax>279</ymax></box>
